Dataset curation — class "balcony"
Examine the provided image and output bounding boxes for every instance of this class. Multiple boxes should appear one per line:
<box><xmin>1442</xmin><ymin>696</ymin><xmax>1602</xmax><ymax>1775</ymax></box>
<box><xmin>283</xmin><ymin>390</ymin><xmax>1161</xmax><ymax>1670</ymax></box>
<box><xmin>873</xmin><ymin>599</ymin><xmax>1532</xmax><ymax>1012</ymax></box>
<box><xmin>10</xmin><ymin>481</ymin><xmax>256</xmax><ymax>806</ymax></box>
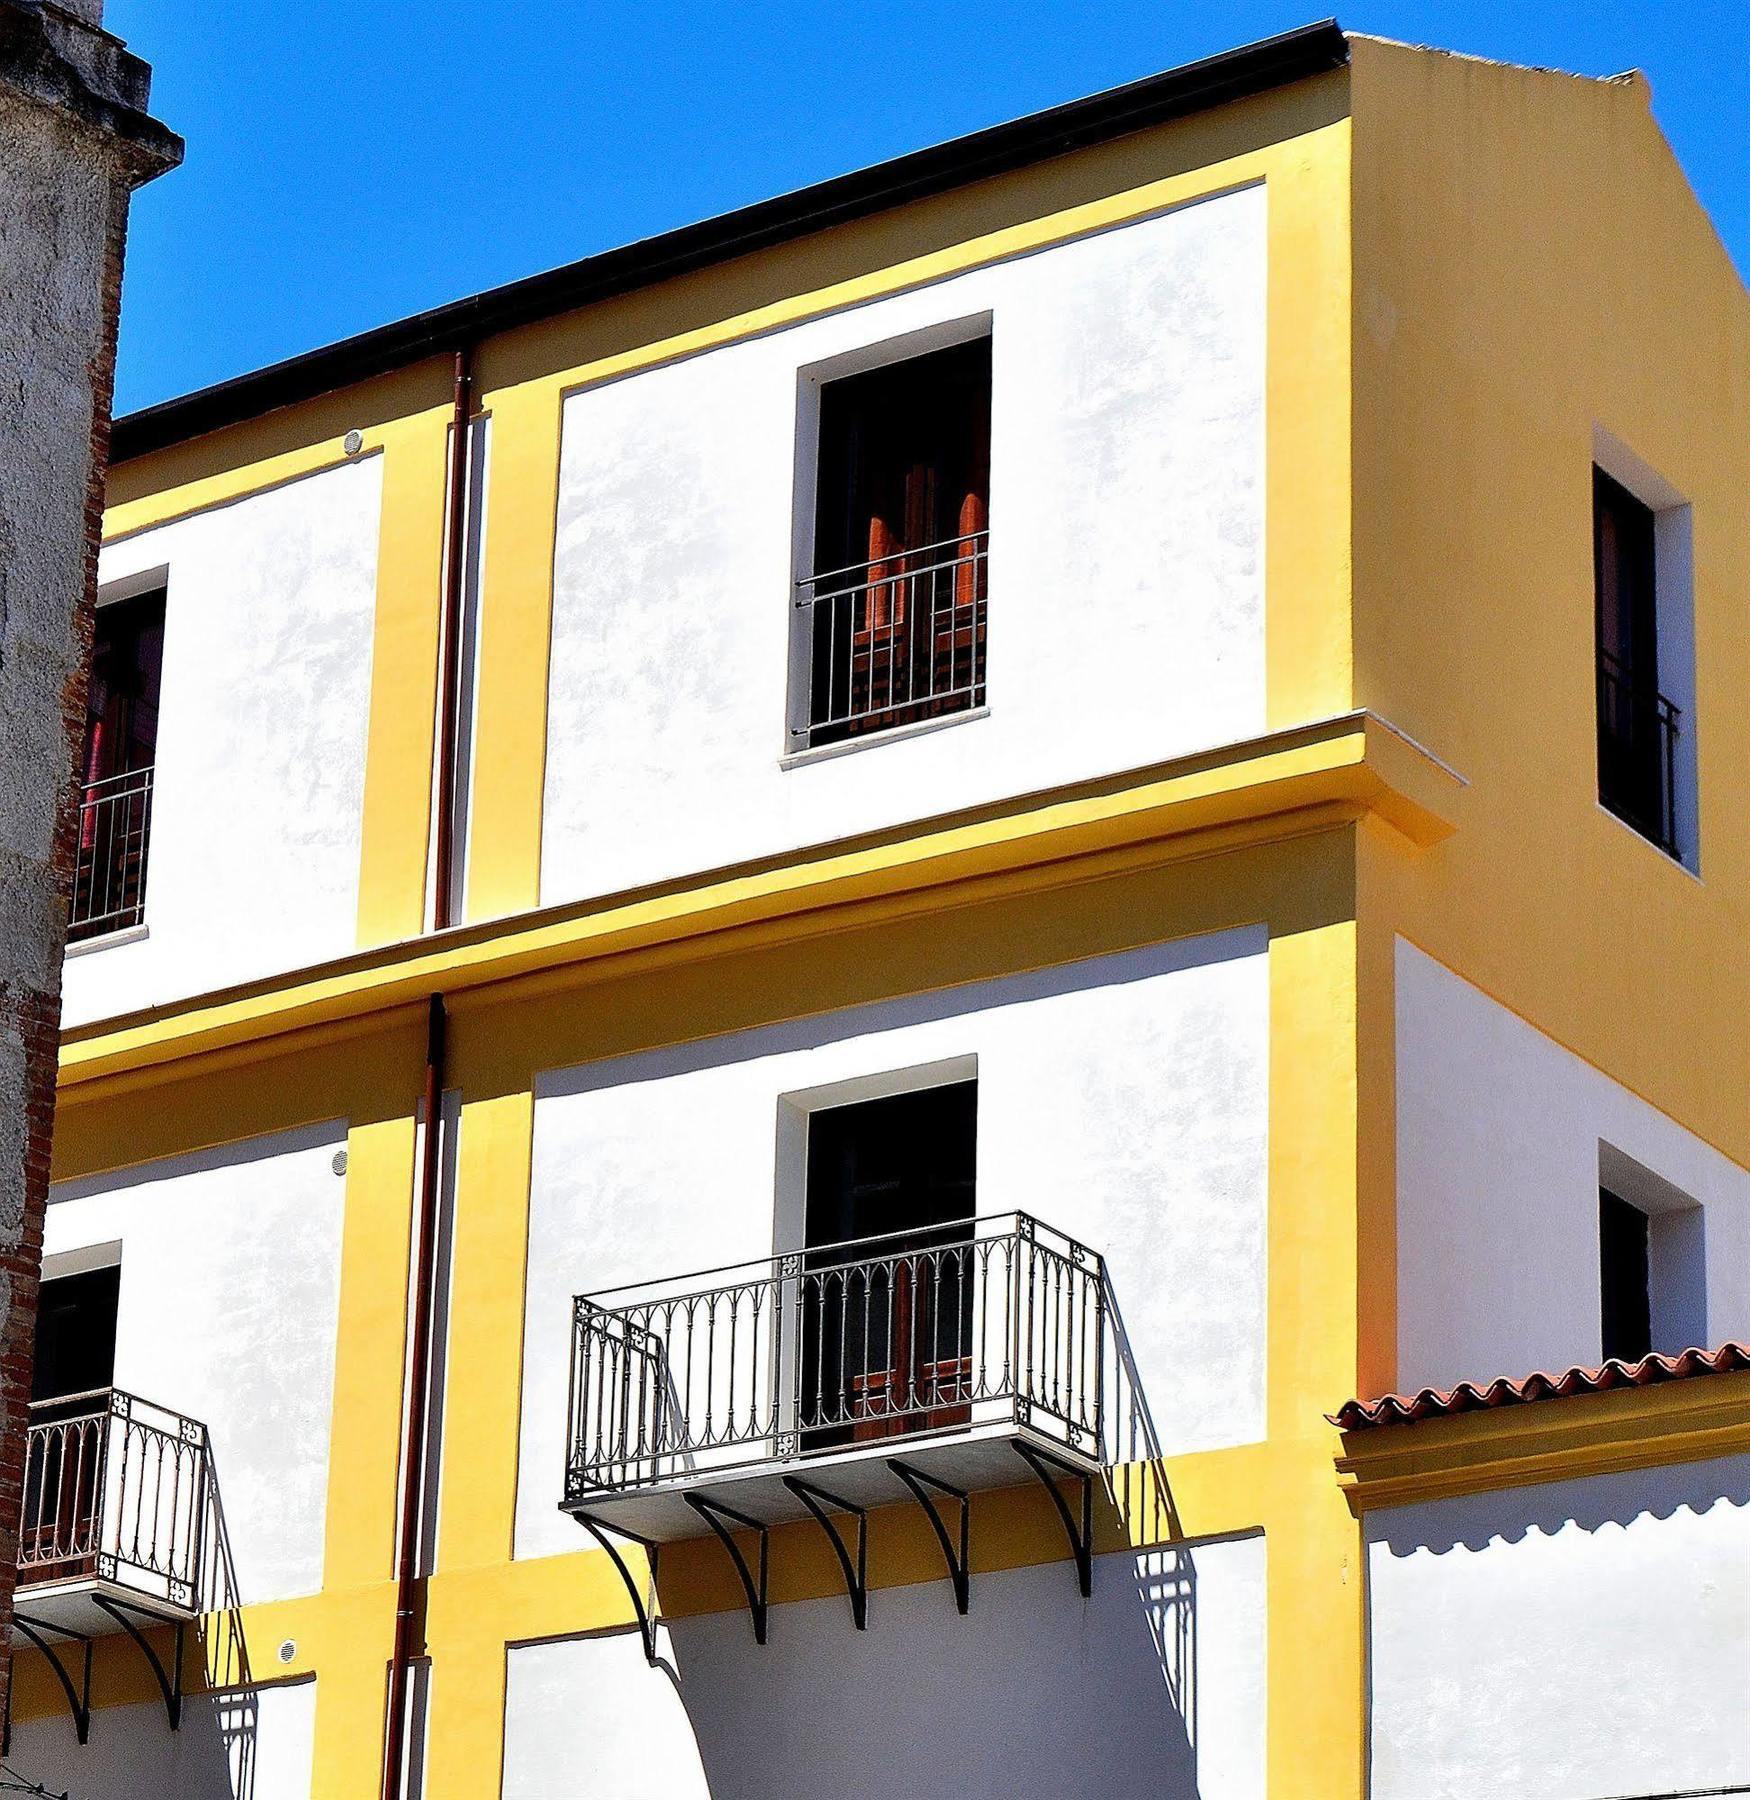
<box><xmin>18</xmin><ymin>1388</ymin><xmax>210</xmax><ymax>1630</ymax></box>
<box><xmin>794</xmin><ymin>530</ymin><xmax>990</xmax><ymax>750</ymax></box>
<box><xmin>562</xmin><ymin>1214</ymin><xmax>1109</xmax><ymax>1649</ymax></box>
<box><xmin>10</xmin><ymin>1390</ymin><xmax>216</xmax><ymax>1746</ymax></box>
<box><xmin>69</xmin><ymin>766</ymin><xmax>154</xmax><ymax>944</ymax></box>
<box><xmin>1597</xmin><ymin>650</ymin><xmax>1679</xmax><ymax>858</ymax></box>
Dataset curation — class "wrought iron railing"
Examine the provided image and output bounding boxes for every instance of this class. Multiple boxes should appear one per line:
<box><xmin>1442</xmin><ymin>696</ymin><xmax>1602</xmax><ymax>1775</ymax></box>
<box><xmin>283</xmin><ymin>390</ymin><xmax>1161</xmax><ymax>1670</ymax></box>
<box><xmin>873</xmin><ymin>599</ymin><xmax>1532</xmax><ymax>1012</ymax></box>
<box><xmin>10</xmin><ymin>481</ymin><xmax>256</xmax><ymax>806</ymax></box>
<box><xmin>564</xmin><ymin>1212</ymin><xmax>1103</xmax><ymax>1504</ymax></box>
<box><xmin>1597</xmin><ymin>650</ymin><xmax>1679</xmax><ymax>857</ymax></box>
<box><xmin>18</xmin><ymin>1389</ymin><xmax>210</xmax><ymax>1613</ymax></box>
<box><xmin>794</xmin><ymin>530</ymin><xmax>989</xmax><ymax>749</ymax></box>
<box><xmin>69</xmin><ymin>765</ymin><xmax>154</xmax><ymax>942</ymax></box>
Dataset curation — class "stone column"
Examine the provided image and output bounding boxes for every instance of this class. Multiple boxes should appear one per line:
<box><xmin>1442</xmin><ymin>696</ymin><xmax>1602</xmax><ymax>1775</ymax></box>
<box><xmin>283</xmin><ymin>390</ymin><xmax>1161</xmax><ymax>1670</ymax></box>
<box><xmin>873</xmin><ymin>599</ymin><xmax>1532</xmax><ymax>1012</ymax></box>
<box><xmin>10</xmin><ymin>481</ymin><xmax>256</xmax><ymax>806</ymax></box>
<box><xmin>0</xmin><ymin>0</ymin><xmax>179</xmax><ymax>1712</ymax></box>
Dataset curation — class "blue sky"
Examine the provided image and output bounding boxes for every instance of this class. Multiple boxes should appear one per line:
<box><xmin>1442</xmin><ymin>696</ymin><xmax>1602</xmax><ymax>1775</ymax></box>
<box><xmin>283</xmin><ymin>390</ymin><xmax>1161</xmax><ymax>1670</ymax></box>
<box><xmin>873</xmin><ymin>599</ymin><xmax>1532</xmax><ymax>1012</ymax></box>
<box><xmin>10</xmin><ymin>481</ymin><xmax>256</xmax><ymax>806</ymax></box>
<box><xmin>107</xmin><ymin>2</ymin><xmax>1746</xmax><ymax>415</ymax></box>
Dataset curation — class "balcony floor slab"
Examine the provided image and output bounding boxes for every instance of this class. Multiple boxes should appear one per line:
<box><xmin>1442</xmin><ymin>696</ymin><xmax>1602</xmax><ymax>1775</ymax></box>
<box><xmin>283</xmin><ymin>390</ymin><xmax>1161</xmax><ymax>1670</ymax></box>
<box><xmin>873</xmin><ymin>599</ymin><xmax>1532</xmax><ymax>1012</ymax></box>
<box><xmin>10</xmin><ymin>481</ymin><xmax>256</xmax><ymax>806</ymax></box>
<box><xmin>11</xmin><ymin>1573</ymin><xmax>197</xmax><ymax>1642</ymax></box>
<box><xmin>563</xmin><ymin>1418</ymin><xmax>1100</xmax><ymax>1544</ymax></box>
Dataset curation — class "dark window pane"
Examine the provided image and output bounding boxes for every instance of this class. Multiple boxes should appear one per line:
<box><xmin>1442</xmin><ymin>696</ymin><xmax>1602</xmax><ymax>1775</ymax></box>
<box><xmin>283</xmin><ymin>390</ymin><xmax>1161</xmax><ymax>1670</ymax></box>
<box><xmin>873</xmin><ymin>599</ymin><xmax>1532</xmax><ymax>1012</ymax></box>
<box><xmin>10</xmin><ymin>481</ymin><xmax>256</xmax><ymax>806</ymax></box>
<box><xmin>1599</xmin><ymin>1187</ymin><xmax>1651</xmax><ymax>1364</ymax></box>
<box><xmin>32</xmin><ymin>1264</ymin><xmax>120</xmax><ymax>1405</ymax></box>
<box><xmin>805</xmin><ymin>339</ymin><xmax>991</xmax><ymax>747</ymax></box>
<box><xmin>72</xmin><ymin>589</ymin><xmax>164</xmax><ymax>941</ymax></box>
<box><xmin>1593</xmin><ymin>468</ymin><xmax>1673</xmax><ymax>852</ymax></box>
<box><xmin>802</xmin><ymin>1082</ymin><xmax>977</xmax><ymax>1446</ymax></box>
<box><xmin>85</xmin><ymin>588</ymin><xmax>166</xmax><ymax>784</ymax></box>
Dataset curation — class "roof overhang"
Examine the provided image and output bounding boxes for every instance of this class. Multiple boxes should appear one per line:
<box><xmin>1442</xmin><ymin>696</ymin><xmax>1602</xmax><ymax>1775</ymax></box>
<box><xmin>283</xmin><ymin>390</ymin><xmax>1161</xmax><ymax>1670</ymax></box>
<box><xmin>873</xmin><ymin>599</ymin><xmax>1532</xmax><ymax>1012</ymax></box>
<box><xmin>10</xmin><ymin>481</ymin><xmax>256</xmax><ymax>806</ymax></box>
<box><xmin>1334</xmin><ymin>1349</ymin><xmax>1750</xmax><ymax>1514</ymax></box>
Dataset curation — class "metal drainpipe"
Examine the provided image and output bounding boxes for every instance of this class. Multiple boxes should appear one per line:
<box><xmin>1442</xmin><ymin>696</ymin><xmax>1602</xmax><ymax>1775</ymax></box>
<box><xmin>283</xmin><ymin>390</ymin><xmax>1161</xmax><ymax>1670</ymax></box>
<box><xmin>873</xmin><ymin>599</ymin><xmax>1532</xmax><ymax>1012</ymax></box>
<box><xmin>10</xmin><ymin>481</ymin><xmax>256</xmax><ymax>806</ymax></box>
<box><xmin>431</xmin><ymin>345</ymin><xmax>475</xmax><ymax>936</ymax></box>
<box><xmin>382</xmin><ymin>345</ymin><xmax>473</xmax><ymax>1800</ymax></box>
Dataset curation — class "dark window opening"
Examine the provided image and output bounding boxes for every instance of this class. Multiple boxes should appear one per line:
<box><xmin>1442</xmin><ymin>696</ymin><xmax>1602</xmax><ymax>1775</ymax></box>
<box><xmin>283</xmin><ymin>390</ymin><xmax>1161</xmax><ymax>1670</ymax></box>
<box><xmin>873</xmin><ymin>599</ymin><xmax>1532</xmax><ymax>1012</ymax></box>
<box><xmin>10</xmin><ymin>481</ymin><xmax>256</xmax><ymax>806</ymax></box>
<box><xmin>24</xmin><ymin>1264</ymin><xmax>121</xmax><ymax>1577</ymax></box>
<box><xmin>1594</xmin><ymin>468</ymin><xmax>1677</xmax><ymax>856</ymax></box>
<box><xmin>1599</xmin><ymin>1187</ymin><xmax>1652</xmax><ymax>1365</ymax></box>
<box><xmin>71</xmin><ymin>588</ymin><xmax>164</xmax><ymax>942</ymax></box>
<box><xmin>800</xmin><ymin>338</ymin><xmax>991</xmax><ymax>749</ymax></box>
<box><xmin>801</xmin><ymin>1080</ymin><xmax>977</xmax><ymax>1447</ymax></box>
<box><xmin>32</xmin><ymin>1264</ymin><xmax>120</xmax><ymax>1410</ymax></box>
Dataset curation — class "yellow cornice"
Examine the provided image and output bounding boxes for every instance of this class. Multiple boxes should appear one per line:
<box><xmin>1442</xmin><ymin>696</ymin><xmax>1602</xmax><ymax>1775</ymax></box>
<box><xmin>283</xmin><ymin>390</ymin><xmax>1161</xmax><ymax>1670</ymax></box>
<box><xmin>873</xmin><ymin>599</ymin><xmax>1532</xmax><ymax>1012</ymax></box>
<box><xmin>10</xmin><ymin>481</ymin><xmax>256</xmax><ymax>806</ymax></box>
<box><xmin>57</xmin><ymin>711</ymin><xmax>1459</xmax><ymax>1097</ymax></box>
<box><xmin>1334</xmin><ymin>1370</ymin><xmax>1750</xmax><ymax>1513</ymax></box>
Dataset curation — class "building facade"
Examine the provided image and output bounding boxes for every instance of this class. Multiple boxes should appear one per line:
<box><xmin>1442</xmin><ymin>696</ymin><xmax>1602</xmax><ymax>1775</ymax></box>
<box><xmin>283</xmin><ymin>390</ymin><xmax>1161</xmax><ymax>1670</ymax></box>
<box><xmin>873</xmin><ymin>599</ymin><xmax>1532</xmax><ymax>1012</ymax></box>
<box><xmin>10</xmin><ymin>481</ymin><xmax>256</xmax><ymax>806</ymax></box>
<box><xmin>9</xmin><ymin>23</ymin><xmax>1750</xmax><ymax>1799</ymax></box>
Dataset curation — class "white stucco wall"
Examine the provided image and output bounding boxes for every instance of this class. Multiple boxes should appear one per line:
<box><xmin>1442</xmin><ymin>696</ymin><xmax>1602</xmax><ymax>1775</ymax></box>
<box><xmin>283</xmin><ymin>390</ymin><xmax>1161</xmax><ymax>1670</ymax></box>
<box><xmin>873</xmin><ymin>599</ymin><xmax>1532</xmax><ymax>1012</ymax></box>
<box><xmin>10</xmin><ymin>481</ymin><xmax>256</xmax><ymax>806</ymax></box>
<box><xmin>8</xmin><ymin>1677</ymin><xmax>316</xmax><ymax>1800</ymax></box>
<box><xmin>64</xmin><ymin>457</ymin><xmax>383</xmax><ymax>1027</ymax></box>
<box><xmin>1395</xmin><ymin>940</ymin><xmax>1750</xmax><ymax>1391</ymax></box>
<box><xmin>45</xmin><ymin>1122</ymin><xmax>348</xmax><ymax>1604</ymax></box>
<box><xmin>514</xmin><ymin>929</ymin><xmax>1268</xmax><ymax>1561</ymax></box>
<box><xmin>1369</xmin><ymin>1456</ymin><xmax>1750</xmax><ymax>1800</ymax></box>
<box><xmin>503</xmin><ymin>1534</ymin><xmax>1264</xmax><ymax>1800</ymax></box>
<box><xmin>539</xmin><ymin>185</ymin><xmax>1266</xmax><ymax>911</ymax></box>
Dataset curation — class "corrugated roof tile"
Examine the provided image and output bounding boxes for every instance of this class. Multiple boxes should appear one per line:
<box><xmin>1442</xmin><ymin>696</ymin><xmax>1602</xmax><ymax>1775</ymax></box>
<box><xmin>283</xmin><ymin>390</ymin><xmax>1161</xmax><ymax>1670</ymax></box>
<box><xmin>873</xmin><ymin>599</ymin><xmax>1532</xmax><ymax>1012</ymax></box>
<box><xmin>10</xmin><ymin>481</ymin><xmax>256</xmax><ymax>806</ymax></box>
<box><xmin>1330</xmin><ymin>1341</ymin><xmax>1750</xmax><ymax>1431</ymax></box>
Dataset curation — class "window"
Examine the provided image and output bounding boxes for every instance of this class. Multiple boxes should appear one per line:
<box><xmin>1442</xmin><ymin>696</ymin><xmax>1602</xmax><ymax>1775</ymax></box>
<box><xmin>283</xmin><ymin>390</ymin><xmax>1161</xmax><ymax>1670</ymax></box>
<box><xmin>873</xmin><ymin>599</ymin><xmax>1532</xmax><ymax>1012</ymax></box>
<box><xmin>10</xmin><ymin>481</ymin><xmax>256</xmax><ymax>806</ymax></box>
<box><xmin>1593</xmin><ymin>467</ymin><xmax>1679</xmax><ymax>857</ymax></box>
<box><xmin>72</xmin><ymin>585</ymin><xmax>164</xmax><ymax>941</ymax></box>
<box><xmin>1596</xmin><ymin>1143</ymin><xmax>1707</xmax><ymax>1364</ymax></box>
<box><xmin>1598</xmin><ymin>1186</ymin><xmax>1652</xmax><ymax>1364</ymax></box>
<box><xmin>794</xmin><ymin>337</ymin><xmax>991</xmax><ymax>751</ymax></box>
<box><xmin>801</xmin><ymin>1079</ymin><xmax>977</xmax><ymax>1446</ymax></box>
<box><xmin>24</xmin><ymin>1263</ymin><xmax>120</xmax><ymax>1569</ymax></box>
<box><xmin>32</xmin><ymin>1263</ymin><xmax>120</xmax><ymax>1409</ymax></box>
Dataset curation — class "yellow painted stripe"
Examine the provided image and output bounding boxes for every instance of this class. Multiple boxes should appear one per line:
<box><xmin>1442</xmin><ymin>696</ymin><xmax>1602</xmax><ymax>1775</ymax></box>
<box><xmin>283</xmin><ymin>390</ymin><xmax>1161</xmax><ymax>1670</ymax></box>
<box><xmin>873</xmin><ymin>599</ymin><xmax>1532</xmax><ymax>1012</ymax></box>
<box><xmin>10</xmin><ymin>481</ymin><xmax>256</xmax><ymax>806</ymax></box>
<box><xmin>354</xmin><ymin>412</ymin><xmax>452</xmax><ymax>948</ymax></box>
<box><xmin>462</xmin><ymin>384</ymin><xmax>563</xmax><ymax>925</ymax></box>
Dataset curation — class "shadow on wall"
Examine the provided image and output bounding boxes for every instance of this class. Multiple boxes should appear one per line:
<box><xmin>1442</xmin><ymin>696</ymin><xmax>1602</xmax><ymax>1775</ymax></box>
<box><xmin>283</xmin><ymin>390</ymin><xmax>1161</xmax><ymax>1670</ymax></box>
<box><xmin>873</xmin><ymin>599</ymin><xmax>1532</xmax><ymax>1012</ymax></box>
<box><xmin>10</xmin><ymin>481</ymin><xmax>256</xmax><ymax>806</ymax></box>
<box><xmin>8</xmin><ymin>1439</ymin><xmax>274</xmax><ymax>1799</ymax></box>
<box><xmin>7</xmin><ymin>1688</ymin><xmax>270</xmax><ymax>1800</ymax></box>
<box><xmin>661</xmin><ymin>1544</ymin><xmax>1207</xmax><ymax>1800</ymax></box>
<box><xmin>1370</xmin><ymin>1454</ymin><xmax>1750</xmax><ymax>1558</ymax></box>
<box><xmin>196</xmin><ymin>1438</ymin><xmax>259</xmax><ymax>1799</ymax></box>
<box><xmin>1365</xmin><ymin>1455</ymin><xmax>1750</xmax><ymax>1800</ymax></box>
<box><xmin>640</xmin><ymin>1270</ymin><xmax>1215</xmax><ymax>1800</ymax></box>
<box><xmin>1103</xmin><ymin>1264</ymin><xmax>1187</xmax><ymax>1553</ymax></box>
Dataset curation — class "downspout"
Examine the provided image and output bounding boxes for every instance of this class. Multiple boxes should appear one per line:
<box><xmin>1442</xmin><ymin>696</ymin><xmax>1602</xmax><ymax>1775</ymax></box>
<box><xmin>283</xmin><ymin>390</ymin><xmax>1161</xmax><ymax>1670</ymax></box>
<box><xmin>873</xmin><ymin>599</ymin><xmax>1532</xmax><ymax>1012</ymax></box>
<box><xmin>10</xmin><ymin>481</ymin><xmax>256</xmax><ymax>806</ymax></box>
<box><xmin>431</xmin><ymin>345</ymin><xmax>475</xmax><ymax>935</ymax></box>
<box><xmin>382</xmin><ymin>345</ymin><xmax>473</xmax><ymax>1800</ymax></box>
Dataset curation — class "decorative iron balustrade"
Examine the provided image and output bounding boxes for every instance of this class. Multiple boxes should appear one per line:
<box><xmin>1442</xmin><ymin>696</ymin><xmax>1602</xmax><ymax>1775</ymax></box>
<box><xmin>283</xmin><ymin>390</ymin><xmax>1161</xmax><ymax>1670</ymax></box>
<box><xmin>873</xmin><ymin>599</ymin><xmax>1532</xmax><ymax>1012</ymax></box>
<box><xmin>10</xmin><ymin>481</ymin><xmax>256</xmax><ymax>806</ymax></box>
<box><xmin>69</xmin><ymin>765</ymin><xmax>154</xmax><ymax>943</ymax></box>
<box><xmin>565</xmin><ymin>1212</ymin><xmax>1103</xmax><ymax>1505</ymax></box>
<box><xmin>19</xmin><ymin>1389</ymin><xmax>210</xmax><ymax>1614</ymax></box>
<box><xmin>795</xmin><ymin>530</ymin><xmax>989</xmax><ymax>749</ymax></box>
<box><xmin>1597</xmin><ymin>650</ymin><xmax>1679</xmax><ymax>857</ymax></box>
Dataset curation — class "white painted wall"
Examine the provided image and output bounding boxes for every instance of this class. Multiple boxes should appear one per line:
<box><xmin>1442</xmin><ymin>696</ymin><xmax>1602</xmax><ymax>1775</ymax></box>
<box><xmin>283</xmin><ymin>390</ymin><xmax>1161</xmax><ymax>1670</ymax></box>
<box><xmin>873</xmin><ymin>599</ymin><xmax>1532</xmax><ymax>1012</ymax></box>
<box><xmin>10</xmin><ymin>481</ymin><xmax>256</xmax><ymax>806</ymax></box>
<box><xmin>65</xmin><ymin>457</ymin><xmax>383</xmax><ymax>1027</ymax></box>
<box><xmin>46</xmin><ymin>1122</ymin><xmax>349</xmax><ymax>1604</ymax></box>
<box><xmin>1395</xmin><ymin>940</ymin><xmax>1750</xmax><ymax>1391</ymax></box>
<box><xmin>503</xmin><ymin>1534</ymin><xmax>1265</xmax><ymax>1800</ymax></box>
<box><xmin>8</xmin><ymin>1677</ymin><xmax>316</xmax><ymax>1800</ymax></box>
<box><xmin>539</xmin><ymin>186</ymin><xmax>1266</xmax><ymax>911</ymax></box>
<box><xmin>514</xmin><ymin>930</ymin><xmax>1268</xmax><ymax>1560</ymax></box>
<box><xmin>1369</xmin><ymin>1456</ymin><xmax>1750</xmax><ymax>1800</ymax></box>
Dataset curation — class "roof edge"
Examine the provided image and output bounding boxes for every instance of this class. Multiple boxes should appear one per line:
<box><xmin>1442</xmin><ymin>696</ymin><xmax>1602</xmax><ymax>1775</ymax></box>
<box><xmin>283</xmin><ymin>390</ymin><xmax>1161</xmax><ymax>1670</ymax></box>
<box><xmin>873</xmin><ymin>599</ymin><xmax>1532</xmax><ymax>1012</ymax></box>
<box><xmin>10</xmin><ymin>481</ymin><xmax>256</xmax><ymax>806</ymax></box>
<box><xmin>112</xmin><ymin>19</ymin><xmax>1346</xmax><ymax>464</ymax></box>
<box><xmin>1332</xmin><ymin>1341</ymin><xmax>1750</xmax><ymax>1432</ymax></box>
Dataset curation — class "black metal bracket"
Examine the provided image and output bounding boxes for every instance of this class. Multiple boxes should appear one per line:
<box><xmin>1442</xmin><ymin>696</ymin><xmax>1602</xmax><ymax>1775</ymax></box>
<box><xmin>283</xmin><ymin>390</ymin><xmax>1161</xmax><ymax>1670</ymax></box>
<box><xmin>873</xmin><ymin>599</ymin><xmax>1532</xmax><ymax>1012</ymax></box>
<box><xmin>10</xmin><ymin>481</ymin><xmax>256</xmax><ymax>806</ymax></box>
<box><xmin>575</xmin><ymin>1514</ymin><xmax>662</xmax><ymax>1666</ymax></box>
<box><xmin>1013</xmin><ymin>1440</ymin><xmax>1094</xmax><ymax>1597</ymax></box>
<box><xmin>888</xmin><ymin>1458</ymin><xmax>970</xmax><ymax>1614</ymax></box>
<box><xmin>684</xmin><ymin>1494</ymin><xmax>769</xmax><ymax>1646</ymax></box>
<box><xmin>781</xmin><ymin>1476</ymin><xmax>867</xmax><ymax>1630</ymax></box>
<box><xmin>12</xmin><ymin>1613</ymin><xmax>92</xmax><ymax>1748</ymax></box>
<box><xmin>90</xmin><ymin>1595</ymin><xmax>186</xmax><ymax>1731</ymax></box>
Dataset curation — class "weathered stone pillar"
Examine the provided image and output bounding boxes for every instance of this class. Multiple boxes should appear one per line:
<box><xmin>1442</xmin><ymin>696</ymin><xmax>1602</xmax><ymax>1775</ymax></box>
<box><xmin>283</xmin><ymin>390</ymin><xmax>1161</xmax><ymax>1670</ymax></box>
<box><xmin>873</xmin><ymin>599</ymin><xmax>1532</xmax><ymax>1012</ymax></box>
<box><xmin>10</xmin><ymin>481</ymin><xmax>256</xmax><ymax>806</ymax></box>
<box><xmin>0</xmin><ymin>0</ymin><xmax>179</xmax><ymax>1713</ymax></box>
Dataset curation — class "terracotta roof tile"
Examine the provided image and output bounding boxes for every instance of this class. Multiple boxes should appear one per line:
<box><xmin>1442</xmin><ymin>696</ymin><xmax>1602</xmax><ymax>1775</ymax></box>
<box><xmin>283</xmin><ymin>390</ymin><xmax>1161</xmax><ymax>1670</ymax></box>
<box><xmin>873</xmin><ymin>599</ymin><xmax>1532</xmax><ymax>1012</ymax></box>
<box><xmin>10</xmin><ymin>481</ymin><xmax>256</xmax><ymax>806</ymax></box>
<box><xmin>1330</xmin><ymin>1341</ymin><xmax>1750</xmax><ymax>1431</ymax></box>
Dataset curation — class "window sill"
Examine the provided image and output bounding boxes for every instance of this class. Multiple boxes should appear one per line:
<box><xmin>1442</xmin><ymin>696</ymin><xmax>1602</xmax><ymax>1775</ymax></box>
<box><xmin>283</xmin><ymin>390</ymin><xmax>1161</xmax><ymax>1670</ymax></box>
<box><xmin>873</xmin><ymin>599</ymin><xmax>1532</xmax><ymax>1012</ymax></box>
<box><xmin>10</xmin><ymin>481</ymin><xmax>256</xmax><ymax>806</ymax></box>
<box><xmin>1594</xmin><ymin>802</ymin><xmax>1702</xmax><ymax>884</ymax></box>
<box><xmin>65</xmin><ymin>922</ymin><xmax>149</xmax><ymax>959</ymax></box>
<box><xmin>781</xmin><ymin>706</ymin><xmax>990</xmax><ymax>771</ymax></box>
